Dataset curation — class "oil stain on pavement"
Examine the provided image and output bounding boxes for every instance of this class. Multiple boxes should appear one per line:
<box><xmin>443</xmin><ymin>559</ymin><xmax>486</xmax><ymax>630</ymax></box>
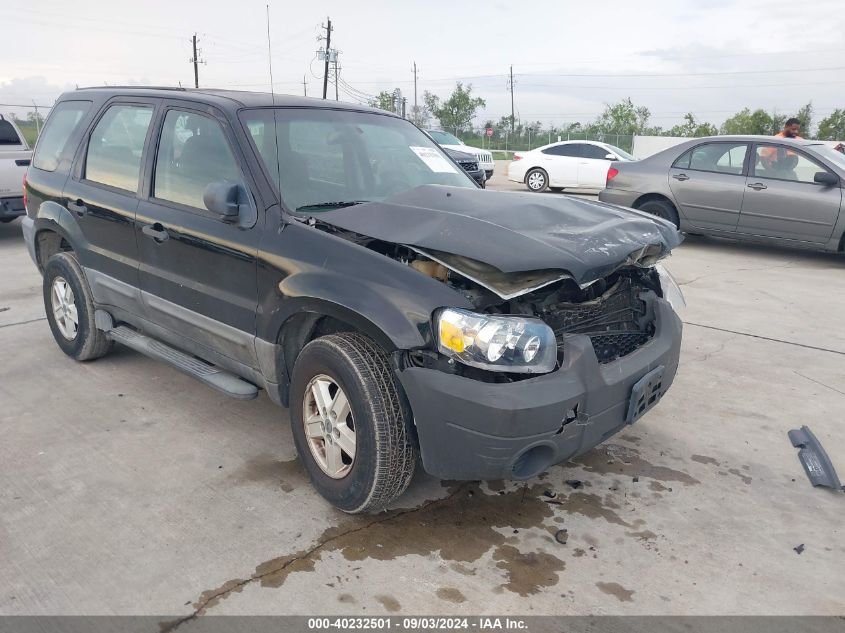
<box><xmin>175</xmin><ymin>446</ymin><xmax>697</xmax><ymax>623</ymax></box>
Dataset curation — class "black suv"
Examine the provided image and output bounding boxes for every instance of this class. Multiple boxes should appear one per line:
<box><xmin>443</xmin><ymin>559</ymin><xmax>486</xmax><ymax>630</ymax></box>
<box><xmin>22</xmin><ymin>88</ymin><xmax>684</xmax><ymax>513</ymax></box>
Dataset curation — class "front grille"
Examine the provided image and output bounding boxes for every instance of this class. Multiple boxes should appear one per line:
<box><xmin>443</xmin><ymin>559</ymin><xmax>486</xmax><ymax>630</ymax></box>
<box><xmin>458</xmin><ymin>160</ymin><xmax>478</xmax><ymax>172</ymax></box>
<box><xmin>541</xmin><ymin>277</ymin><xmax>655</xmax><ymax>364</ymax></box>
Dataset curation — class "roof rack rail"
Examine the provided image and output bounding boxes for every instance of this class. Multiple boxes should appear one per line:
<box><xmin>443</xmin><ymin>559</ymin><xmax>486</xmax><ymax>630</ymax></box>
<box><xmin>75</xmin><ymin>85</ymin><xmax>187</xmax><ymax>91</ymax></box>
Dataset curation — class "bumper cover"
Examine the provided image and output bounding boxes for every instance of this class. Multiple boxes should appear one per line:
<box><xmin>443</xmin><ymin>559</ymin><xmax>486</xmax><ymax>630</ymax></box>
<box><xmin>21</xmin><ymin>215</ymin><xmax>37</xmax><ymax>265</ymax></box>
<box><xmin>397</xmin><ymin>298</ymin><xmax>682</xmax><ymax>480</ymax></box>
<box><xmin>0</xmin><ymin>196</ymin><xmax>25</xmax><ymax>220</ymax></box>
<box><xmin>597</xmin><ymin>188</ymin><xmax>639</xmax><ymax>208</ymax></box>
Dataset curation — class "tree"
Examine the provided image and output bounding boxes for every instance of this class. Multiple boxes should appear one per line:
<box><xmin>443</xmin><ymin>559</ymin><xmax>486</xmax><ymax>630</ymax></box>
<box><xmin>794</xmin><ymin>102</ymin><xmax>813</xmax><ymax>137</ymax></box>
<box><xmin>668</xmin><ymin>113</ymin><xmax>718</xmax><ymax>137</ymax></box>
<box><xmin>369</xmin><ymin>91</ymin><xmax>397</xmax><ymax>113</ymax></box>
<box><xmin>720</xmin><ymin>108</ymin><xmax>780</xmax><ymax>135</ymax></box>
<box><xmin>409</xmin><ymin>105</ymin><xmax>430</xmax><ymax>128</ymax></box>
<box><xmin>423</xmin><ymin>82</ymin><xmax>486</xmax><ymax>134</ymax></box>
<box><xmin>590</xmin><ymin>98</ymin><xmax>651</xmax><ymax>135</ymax></box>
<box><xmin>816</xmin><ymin>109</ymin><xmax>845</xmax><ymax>141</ymax></box>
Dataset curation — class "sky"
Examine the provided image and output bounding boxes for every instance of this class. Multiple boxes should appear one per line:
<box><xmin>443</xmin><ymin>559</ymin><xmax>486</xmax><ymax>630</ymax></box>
<box><xmin>2</xmin><ymin>0</ymin><xmax>844</xmax><ymax>131</ymax></box>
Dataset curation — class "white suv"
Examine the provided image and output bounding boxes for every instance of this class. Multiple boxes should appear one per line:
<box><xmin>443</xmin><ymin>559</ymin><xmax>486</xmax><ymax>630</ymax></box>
<box><xmin>0</xmin><ymin>115</ymin><xmax>31</xmax><ymax>222</ymax></box>
<box><xmin>427</xmin><ymin>130</ymin><xmax>494</xmax><ymax>178</ymax></box>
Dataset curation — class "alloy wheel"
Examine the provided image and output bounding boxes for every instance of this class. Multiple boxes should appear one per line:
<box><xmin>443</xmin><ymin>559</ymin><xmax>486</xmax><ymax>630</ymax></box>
<box><xmin>302</xmin><ymin>374</ymin><xmax>356</xmax><ymax>479</ymax></box>
<box><xmin>51</xmin><ymin>276</ymin><xmax>79</xmax><ymax>340</ymax></box>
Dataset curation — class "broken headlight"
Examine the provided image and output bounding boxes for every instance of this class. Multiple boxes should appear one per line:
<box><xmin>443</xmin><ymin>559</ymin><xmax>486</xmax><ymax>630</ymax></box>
<box><xmin>435</xmin><ymin>308</ymin><xmax>557</xmax><ymax>373</ymax></box>
<box><xmin>655</xmin><ymin>264</ymin><xmax>686</xmax><ymax>312</ymax></box>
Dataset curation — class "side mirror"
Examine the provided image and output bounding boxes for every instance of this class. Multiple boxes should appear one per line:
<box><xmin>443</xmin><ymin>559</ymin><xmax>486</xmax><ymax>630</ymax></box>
<box><xmin>814</xmin><ymin>171</ymin><xmax>839</xmax><ymax>187</ymax></box>
<box><xmin>203</xmin><ymin>182</ymin><xmax>244</xmax><ymax>222</ymax></box>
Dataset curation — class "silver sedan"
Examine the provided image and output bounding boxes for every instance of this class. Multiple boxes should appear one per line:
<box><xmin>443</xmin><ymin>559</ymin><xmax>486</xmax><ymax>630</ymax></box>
<box><xmin>599</xmin><ymin>135</ymin><xmax>845</xmax><ymax>253</ymax></box>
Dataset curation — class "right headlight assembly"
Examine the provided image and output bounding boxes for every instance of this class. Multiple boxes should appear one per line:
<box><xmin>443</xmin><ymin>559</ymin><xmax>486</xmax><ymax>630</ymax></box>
<box><xmin>435</xmin><ymin>308</ymin><xmax>557</xmax><ymax>374</ymax></box>
<box><xmin>655</xmin><ymin>264</ymin><xmax>686</xmax><ymax>312</ymax></box>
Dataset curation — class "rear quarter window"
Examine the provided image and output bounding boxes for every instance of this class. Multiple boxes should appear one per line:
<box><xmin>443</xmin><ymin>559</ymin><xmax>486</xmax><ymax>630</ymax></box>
<box><xmin>32</xmin><ymin>101</ymin><xmax>93</xmax><ymax>172</ymax></box>
<box><xmin>0</xmin><ymin>119</ymin><xmax>23</xmax><ymax>145</ymax></box>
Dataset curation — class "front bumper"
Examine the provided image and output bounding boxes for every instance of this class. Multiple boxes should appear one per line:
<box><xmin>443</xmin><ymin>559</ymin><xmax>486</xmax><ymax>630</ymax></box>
<box><xmin>0</xmin><ymin>196</ymin><xmax>25</xmax><ymax>220</ymax></box>
<box><xmin>397</xmin><ymin>298</ymin><xmax>682</xmax><ymax>480</ymax></box>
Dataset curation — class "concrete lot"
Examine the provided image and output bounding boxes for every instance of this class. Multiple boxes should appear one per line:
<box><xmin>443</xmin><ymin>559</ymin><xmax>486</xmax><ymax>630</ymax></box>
<box><xmin>1</xmin><ymin>169</ymin><xmax>844</xmax><ymax>618</ymax></box>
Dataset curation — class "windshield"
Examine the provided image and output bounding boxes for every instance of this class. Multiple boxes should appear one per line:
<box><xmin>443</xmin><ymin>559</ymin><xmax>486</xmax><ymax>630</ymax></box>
<box><xmin>605</xmin><ymin>144</ymin><xmax>636</xmax><ymax>161</ymax></box>
<box><xmin>811</xmin><ymin>144</ymin><xmax>845</xmax><ymax>172</ymax></box>
<box><xmin>241</xmin><ymin>109</ymin><xmax>476</xmax><ymax>212</ymax></box>
<box><xmin>427</xmin><ymin>130</ymin><xmax>463</xmax><ymax>145</ymax></box>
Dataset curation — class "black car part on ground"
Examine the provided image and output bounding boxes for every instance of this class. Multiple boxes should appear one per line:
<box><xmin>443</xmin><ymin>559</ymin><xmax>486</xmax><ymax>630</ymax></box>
<box><xmin>788</xmin><ymin>426</ymin><xmax>844</xmax><ymax>492</ymax></box>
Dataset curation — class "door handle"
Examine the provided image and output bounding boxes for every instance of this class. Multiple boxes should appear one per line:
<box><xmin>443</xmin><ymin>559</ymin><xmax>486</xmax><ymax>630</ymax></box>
<box><xmin>67</xmin><ymin>199</ymin><xmax>87</xmax><ymax>216</ymax></box>
<box><xmin>747</xmin><ymin>182</ymin><xmax>767</xmax><ymax>191</ymax></box>
<box><xmin>142</xmin><ymin>223</ymin><xmax>169</xmax><ymax>243</ymax></box>
<box><xmin>672</xmin><ymin>173</ymin><xmax>690</xmax><ymax>181</ymax></box>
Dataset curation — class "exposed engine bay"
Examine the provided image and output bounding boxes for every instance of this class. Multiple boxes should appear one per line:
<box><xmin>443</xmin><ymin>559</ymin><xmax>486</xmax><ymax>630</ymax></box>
<box><xmin>314</xmin><ymin>220</ymin><xmax>664</xmax><ymax>379</ymax></box>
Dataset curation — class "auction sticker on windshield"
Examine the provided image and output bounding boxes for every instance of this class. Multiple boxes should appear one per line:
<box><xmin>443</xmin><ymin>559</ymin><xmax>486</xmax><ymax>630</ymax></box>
<box><xmin>410</xmin><ymin>146</ymin><xmax>458</xmax><ymax>173</ymax></box>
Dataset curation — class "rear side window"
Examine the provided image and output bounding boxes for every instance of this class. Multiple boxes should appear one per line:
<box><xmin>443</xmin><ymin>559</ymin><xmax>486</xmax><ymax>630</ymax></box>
<box><xmin>32</xmin><ymin>101</ymin><xmax>92</xmax><ymax>171</ymax></box>
<box><xmin>153</xmin><ymin>110</ymin><xmax>243</xmax><ymax>209</ymax></box>
<box><xmin>0</xmin><ymin>119</ymin><xmax>23</xmax><ymax>145</ymax></box>
<box><xmin>581</xmin><ymin>144</ymin><xmax>611</xmax><ymax>160</ymax></box>
<box><xmin>85</xmin><ymin>104</ymin><xmax>153</xmax><ymax>192</ymax></box>
<box><xmin>542</xmin><ymin>144</ymin><xmax>580</xmax><ymax>157</ymax></box>
<box><xmin>674</xmin><ymin>142</ymin><xmax>747</xmax><ymax>175</ymax></box>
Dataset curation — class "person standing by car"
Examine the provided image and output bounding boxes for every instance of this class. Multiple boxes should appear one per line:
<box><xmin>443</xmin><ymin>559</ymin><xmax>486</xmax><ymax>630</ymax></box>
<box><xmin>761</xmin><ymin>117</ymin><xmax>803</xmax><ymax>167</ymax></box>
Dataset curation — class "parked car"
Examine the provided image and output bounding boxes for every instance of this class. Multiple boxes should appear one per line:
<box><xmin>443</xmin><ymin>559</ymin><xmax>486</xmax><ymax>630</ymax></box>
<box><xmin>443</xmin><ymin>147</ymin><xmax>485</xmax><ymax>187</ymax></box>
<box><xmin>508</xmin><ymin>140</ymin><xmax>635</xmax><ymax>193</ymax></box>
<box><xmin>23</xmin><ymin>87</ymin><xmax>684</xmax><ymax>513</ymax></box>
<box><xmin>599</xmin><ymin>135</ymin><xmax>845</xmax><ymax>252</ymax></box>
<box><xmin>427</xmin><ymin>129</ymin><xmax>495</xmax><ymax>178</ymax></box>
<box><xmin>0</xmin><ymin>115</ymin><xmax>32</xmax><ymax>223</ymax></box>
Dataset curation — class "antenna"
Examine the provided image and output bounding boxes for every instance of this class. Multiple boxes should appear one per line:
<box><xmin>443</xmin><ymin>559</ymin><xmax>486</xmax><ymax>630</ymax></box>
<box><xmin>266</xmin><ymin>4</ymin><xmax>276</xmax><ymax>104</ymax></box>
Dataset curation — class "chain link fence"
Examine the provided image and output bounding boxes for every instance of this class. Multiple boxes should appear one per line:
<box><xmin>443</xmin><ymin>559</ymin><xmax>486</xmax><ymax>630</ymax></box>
<box><xmin>454</xmin><ymin>131</ymin><xmax>635</xmax><ymax>157</ymax></box>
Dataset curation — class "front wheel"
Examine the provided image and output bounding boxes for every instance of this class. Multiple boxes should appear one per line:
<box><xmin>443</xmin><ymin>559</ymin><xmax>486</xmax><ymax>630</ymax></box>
<box><xmin>289</xmin><ymin>333</ymin><xmax>416</xmax><ymax>514</ymax></box>
<box><xmin>525</xmin><ymin>168</ymin><xmax>548</xmax><ymax>192</ymax></box>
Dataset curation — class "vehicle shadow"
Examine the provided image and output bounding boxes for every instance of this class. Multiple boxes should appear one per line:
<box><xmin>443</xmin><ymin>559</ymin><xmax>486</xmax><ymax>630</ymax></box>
<box><xmin>0</xmin><ymin>217</ymin><xmax>23</xmax><ymax>241</ymax></box>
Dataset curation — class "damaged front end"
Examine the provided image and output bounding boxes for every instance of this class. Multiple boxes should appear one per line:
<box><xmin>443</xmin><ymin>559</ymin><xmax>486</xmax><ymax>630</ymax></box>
<box><xmin>311</xmin><ymin>219</ymin><xmax>681</xmax><ymax>382</ymax></box>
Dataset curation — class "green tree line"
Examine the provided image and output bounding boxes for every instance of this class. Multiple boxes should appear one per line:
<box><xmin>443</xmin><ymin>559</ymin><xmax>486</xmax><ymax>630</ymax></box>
<box><xmin>367</xmin><ymin>82</ymin><xmax>845</xmax><ymax>150</ymax></box>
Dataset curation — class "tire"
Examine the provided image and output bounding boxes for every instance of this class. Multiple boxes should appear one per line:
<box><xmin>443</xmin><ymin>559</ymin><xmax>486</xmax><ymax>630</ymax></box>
<box><xmin>549</xmin><ymin>187</ymin><xmax>564</xmax><ymax>193</ymax></box>
<box><xmin>42</xmin><ymin>252</ymin><xmax>112</xmax><ymax>361</ymax></box>
<box><xmin>525</xmin><ymin>168</ymin><xmax>548</xmax><ymax>192</ymax></box>
<box><xmin>638</xmin><ymin>198</ymin><xmax>680</xmax><ymax>228</ymax></box>
<box><xmin>289</xmin><ymin>332</ymin><xmax>416</xmax><ymax>514</ymax></box>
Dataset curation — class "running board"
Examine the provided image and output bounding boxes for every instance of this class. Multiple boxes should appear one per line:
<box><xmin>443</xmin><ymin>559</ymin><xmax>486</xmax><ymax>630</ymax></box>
<box><xmin>107</xmin><ymin>325</ymin><xmax>259</xmax><ymax>400</ymax></box>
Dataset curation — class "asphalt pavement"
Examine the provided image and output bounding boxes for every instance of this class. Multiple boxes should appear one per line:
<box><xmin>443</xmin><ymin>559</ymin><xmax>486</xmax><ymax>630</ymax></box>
<box><xmin>1</xmin><ymin>170</ymin><xmax>844</xmax><ymax>617</ymax></box>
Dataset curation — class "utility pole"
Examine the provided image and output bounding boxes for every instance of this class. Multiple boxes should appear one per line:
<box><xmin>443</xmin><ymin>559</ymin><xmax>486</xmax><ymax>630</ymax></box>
<box><xmin>303</xmin><ymin>75</ymin><xmax>307</xmax><ymax>96</ymax></box>
<box><xmin>190</xmin><ymin>33</ymin><xmax>205</xmax><ymax>89</ymax></box>
<box><xmin>402</xmin><ymin>97</ymin><xmax>407</xmax><ymax>119</ymax></box>
<box><xmin>508</xmin><ymin>64</ymin><xmax>515</xmax><ymax>134</ymax></box>
<box><xmin>413</xmin><ymin>62</ymin><xmax>418</xmax><ymax>116</ymax></box>
<box><xmin>321</xmin><ymin>18</ymin><xmax>332</xmax><ymax>99</ymax></box>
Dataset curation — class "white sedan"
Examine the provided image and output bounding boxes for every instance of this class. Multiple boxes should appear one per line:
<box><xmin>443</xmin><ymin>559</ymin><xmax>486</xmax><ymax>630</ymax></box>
<box><xmin>508</xmin><ymin>140</ymin><xmax>635</xmax><ymax>192</ymax></box>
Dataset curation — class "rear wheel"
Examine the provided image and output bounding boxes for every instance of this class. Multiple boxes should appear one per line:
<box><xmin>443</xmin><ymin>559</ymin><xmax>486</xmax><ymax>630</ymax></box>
<box><xmin>290</xmin><ymin>332</ymin><xmax>416</xmax><ymax>514</ymax></box>
<box><xmin>42</xmin><ymin>252</ymin><xmax>112</xmax><ymax>361</ymax></box>
<box><xmin>525</xmin><ymin>168</ymin><xmax>548</xmax><ymax>192</ymax></box>
<box><xmin>637</xmin><ymin>198</ymin><xmax>680</xmax><ymax>228</ymax></box>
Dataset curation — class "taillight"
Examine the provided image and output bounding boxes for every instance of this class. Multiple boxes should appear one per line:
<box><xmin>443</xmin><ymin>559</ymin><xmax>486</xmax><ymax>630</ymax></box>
<box><xmin>22</xmin><ymin>172</ymin><xmax>28</xmax><ymax>212</ymax></box>
<box><xmin>606</xmin><ymin>167</ymin><xmax>619</xmax><ymax>184</ymax></box>
<box><xmin>513</xmin><ymin>154</ymin><xmax>522</xmax><ymax>161</ymax></box>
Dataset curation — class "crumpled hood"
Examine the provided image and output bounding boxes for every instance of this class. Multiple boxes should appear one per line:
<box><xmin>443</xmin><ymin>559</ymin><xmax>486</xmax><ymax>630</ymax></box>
<box><xmin>315</xmin><ymin>185</ymin><xmax>682</xmax><ymax>288</ymax></box>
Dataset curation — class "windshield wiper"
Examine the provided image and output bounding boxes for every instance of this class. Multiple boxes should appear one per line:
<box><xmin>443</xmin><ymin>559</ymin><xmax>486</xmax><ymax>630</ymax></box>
<box><xmin>296</xmin><ymin>200</ymin><xmax>370</xmax><ymax>212</ymax></box>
